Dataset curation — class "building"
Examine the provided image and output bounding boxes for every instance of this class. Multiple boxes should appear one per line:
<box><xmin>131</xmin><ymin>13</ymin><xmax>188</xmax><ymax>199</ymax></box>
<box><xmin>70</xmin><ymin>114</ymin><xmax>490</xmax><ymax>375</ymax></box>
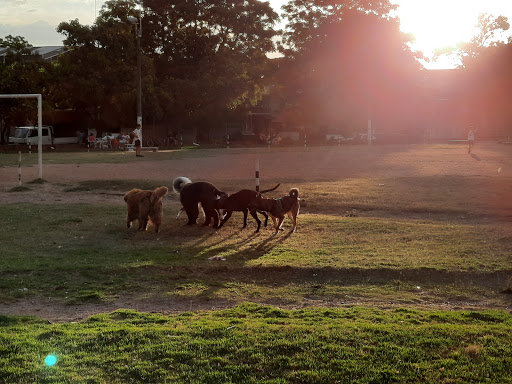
<box><xmin>0</xmin><ymin>46</ymin><xmax>65</xmax><ymax>64</ymax></box>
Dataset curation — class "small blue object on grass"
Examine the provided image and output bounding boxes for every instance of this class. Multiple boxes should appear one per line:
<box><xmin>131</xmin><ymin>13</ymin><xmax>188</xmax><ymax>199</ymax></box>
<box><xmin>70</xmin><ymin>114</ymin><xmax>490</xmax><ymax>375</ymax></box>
<box><xmin>45</xmin><ymin>354</ymin><xmax>58</xmax><ymax>366</ymax></box>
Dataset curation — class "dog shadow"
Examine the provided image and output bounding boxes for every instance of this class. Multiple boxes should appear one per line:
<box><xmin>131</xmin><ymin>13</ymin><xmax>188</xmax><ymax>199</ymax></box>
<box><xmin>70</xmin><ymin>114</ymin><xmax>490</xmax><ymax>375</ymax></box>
<box><xmin>245</xmin><ymin>229</ymin><xmax>293</xmax><ymax>258</ymax></box>
<box><xmin>186</xmin><ymin>217</ymin><xmax>270</xmax><ymax>248</ymax></box>
<box><xmin>194</xmin><ymin>226</ymin><xmax>266</xmax><ymax>250</ymax></box>
<box><xmin>188</xmin><ymin>224</ymin><xmax>294</xmax><ymax>262</ymax></box>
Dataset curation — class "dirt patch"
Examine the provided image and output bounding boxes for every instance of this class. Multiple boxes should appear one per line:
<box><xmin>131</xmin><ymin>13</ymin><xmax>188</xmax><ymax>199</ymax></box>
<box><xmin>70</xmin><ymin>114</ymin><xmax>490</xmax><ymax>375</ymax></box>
<box><xmin>2</xmin><ymin>295</ymin><xmax>508</xmax><ymax>323</ymax></box>
<box><xmin>1</xmin><ymin>143</ymin><xmax>511</xmax><ymax>190</ymax></box>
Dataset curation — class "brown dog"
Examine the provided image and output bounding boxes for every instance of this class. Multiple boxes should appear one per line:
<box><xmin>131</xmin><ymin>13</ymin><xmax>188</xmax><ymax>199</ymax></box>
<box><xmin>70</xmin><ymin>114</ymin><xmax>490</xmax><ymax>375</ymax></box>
<box><xmin>124</xmin><ymin>186</ymin><xmax>169</xmax><ymax>233</ymax></box>
<box><xmin>216</xmin><ymin>184</ymin><xmax>280</xmax><ymax>232</ymax></box>
<box><xmin>249</xmin><ymin>188</ymin><xmax>300</xmax><ymax>234</ymax></box>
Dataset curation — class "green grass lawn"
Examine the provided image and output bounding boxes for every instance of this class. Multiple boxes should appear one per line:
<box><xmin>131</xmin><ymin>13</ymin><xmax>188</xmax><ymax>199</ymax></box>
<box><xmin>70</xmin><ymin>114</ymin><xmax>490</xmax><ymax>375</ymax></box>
<box><xmin>2</xmin><ymin>304</ymin><xmax>512</xmax><ymax>383</ymax></box>
<box><xmin>0</xmin><ymin>197</ymin><xmax>510</xmax><ymax>306</ymax></box>
<box><xmin>1</xmin><ymin>146</ymin><xmax>512</xmax><ymax>382</ymax></box>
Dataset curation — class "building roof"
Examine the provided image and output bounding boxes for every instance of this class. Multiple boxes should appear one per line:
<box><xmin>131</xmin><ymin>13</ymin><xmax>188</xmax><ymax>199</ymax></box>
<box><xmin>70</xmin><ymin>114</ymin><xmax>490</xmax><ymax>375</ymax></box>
<box><xmin>31</xmin><ymin>46</ymin><xmax>65</xmax><ymax>60</ymax></box>
<box><xmin>0</xmin><ymin>46</ymin><xmax>65</xmax><ymax>61</ymax></box>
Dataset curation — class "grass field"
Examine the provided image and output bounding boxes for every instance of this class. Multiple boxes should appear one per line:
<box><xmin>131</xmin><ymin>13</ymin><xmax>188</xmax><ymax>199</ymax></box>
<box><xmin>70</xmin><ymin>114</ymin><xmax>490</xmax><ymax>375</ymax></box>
<box><xmin>2</xmin><ymin>305</ymin><xmax>512</xmax><ymax>383</ymax></box>
<box><xmin>1</xmin><ymin>144</ymin><xmax>511</xmax><ymax>382</ymax></box>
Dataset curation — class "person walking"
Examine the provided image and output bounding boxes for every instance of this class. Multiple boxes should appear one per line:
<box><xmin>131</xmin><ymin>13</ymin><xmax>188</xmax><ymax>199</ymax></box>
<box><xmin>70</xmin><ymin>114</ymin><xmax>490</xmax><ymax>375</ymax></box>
<box><xmin>467</xmin><ymin>125</ymin><xmax>477</xmax><ymax>154</ymax></box>
<box><xmin>133</xmin><ymin>124</ymin><xmax>143</xmax><ymax>157</ymax></box>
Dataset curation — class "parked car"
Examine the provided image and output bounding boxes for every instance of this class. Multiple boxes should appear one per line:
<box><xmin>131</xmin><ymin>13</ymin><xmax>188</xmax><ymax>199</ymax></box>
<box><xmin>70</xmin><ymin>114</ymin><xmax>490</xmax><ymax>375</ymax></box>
<box><xmin>8</xmin><ymin>126</ymin><xmax>76</xmax><ymax>145</ymax></box>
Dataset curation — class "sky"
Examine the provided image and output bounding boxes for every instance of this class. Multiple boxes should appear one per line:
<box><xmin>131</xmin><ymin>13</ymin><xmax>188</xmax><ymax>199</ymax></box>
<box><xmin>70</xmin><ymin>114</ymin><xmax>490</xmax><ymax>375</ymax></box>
<box><xmin>1</xmin><ymin>0</ymin><xmax>512</xmax><ymax>69</ymax></box>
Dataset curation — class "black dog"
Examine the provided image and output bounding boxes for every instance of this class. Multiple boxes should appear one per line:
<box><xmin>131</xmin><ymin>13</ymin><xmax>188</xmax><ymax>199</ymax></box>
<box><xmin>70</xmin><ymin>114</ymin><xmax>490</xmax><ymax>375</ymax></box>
<box><xmin>173</xmin><ymin>177</ymin><xmax>227</xmax><ymax>227</ymax></box>
<box><xmin>216</xmin><ymin>184</ymin><xmax>280</xmax><ymax>232</ymax></box>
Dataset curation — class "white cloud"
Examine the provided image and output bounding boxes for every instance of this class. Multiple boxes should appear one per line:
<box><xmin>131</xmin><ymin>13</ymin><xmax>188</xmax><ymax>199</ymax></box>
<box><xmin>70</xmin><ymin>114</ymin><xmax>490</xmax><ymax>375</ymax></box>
<box><xmin>0</xmin><ymin>0</ymin><xmax>96</xmax><ymax>29</ymax></box>
<box><xmin>3</xmin><ymin>0</ymin><xmax>29</xmax><ymax>5</ymax></box>
<box><xmin>0</xmin><ymin>0</ymin><xmax>98</xmax><ymax>45</ymax></box>
<box><xmin>0</xmin><ymin>21</ymin><xmax>64</xmax><ymax>46</ymax></box>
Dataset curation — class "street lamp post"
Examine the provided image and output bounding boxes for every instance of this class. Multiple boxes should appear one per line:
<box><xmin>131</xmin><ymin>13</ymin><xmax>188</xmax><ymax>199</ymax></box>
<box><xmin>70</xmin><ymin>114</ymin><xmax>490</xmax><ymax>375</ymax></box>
<box><xmin>127</xmin><ymin>15</ymin><xmax>142</xmax><ymax>131</ymax></box>
<box><xmin>364</xmin><ymin>44</ymin><xmax>372</xmax><ymax>146</ymax></box>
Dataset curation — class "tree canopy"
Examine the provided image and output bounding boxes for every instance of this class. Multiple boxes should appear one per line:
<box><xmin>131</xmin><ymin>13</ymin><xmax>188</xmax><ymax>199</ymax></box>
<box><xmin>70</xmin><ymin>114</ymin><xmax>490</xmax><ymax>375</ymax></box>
<box><xmin>50</xmin><ymin>0</ymin><xmax>280</xmax><ymax>135</ymax></box>
<box><xmin>434</xmin><ymin>13</ymin><xmax>510</xmax><ymax>68</ymax></box>
<box><xmin>2</xmin><ymin>1</ymin><xmax>512</xmax><ymax>141</ymax></box>
<box><xmin>55</xmin><ymin>0</ymin><xmax>147</xmax><ymax>130</ymax></box>
<box><xmin>274</xmin><ymin>4</ymin><xmax>422</xmax><ymax>135</ymax></box>
<box><xmin>280</xmin><ymin>0</ymin><xmax>399</xmax><ymax>57</ymax></box>
<box><xmin>141</xmin><ymin>0</ymin><xmax>279</xmax><ymax>132</ymax></box>
<box><xmin>0</xmin><ymin>35</ymin><xmax>56</xmax><ymax>131</ymax></box>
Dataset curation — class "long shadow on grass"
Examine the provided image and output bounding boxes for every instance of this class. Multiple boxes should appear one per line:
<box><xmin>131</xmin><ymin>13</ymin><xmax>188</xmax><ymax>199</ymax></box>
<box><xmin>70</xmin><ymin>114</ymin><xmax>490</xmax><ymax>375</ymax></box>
<box><xmin>149</xmin><ymin>265</ymin><xmax>512</xmax><ymax>305</ymax></box>
<box><xmin>95</xmin><ymin>263</ymin><xmax>512</xmax><ymax>311</ymax></box>
<box><xmin>171</xmin><ymin>266</ymin><xmax>512</xmax><ymax>288</ymax></box>
<box><xmin>183</xmin><ymin>230</ymin><xmax>292</xmax><ymax>262</ymax></box>
<box><xmin>2</xmin><ymin>264</ymin><xmax>511</xmax><ymax>305</ymax></box>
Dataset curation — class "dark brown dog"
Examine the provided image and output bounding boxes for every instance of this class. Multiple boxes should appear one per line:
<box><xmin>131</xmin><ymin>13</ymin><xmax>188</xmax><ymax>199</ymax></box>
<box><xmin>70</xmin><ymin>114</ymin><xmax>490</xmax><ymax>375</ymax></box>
<box><xmin>216</xmin><ymin>184</ymin><xmax>280</xmax><ymax>232</ymax></box>
<box><xmin>249</xmin><ymin>188</ymin><xmax>300</xmax><ymax>234</ymax></box>
<box><xmin>173</xmin><ymin>177</ymin><xmax>227</xmax><ymax>227</ymax></box>
<box><xmin>124</xmin><ymin>186</ymin><xmax>169</xmax><ymax>233</ymax></box>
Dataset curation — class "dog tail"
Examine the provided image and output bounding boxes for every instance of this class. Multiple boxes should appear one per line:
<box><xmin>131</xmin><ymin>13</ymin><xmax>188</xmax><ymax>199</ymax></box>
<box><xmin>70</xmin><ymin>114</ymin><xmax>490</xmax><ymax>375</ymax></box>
<box><xmin>172</xmin><ymin>177</ymin><xmax>192</xmax><ymax>193</ymax></box>
<box><xmin>151</xmin><ymin>186</ymin><xmax>169</xmax><ymax>204</ymax></box>
<box><xmin>289</xmin><ymin>188</ymin><xmax>300</xmax><ymax>200</ymax></box>
<box><xmin>260</xmin><ymin>183</ymin><xmax>280</xmax><ymax>194</ymax></box>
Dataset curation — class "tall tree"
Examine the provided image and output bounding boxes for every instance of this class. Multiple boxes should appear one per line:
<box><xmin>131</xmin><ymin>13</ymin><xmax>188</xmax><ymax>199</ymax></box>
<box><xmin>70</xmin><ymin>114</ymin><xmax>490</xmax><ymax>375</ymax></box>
<box><xmin>459</xmin><ymin>42</ymin><xmax>512</xmax><ymax>138</ymax></box>
<box><xmin>0</xmin><ymin>35</ymin><xmax>55</xmax><ymax>139</ymax></box>
<box><xmin>432</xmin><ymin>13</ymin><xmax>511</xmax><ymax>138</ymax></box>
<box><xmin>280</xmin><ymin>0</ymin><xmax>398</xmax><ymax>57</ymax></box>
<box><xmin>141</xmin><ymin>0</ymin><xmax>279</xmax><ymax>136</ymax></box>
<box><xmin>55</xmin><ymin>0</ymin><xmax>155</xmax><ymax>131</ymax></box>
<box><xmin>274</xmin><ymin>4</ymin><xmax>422</xmax><ymax>137</ymax></box>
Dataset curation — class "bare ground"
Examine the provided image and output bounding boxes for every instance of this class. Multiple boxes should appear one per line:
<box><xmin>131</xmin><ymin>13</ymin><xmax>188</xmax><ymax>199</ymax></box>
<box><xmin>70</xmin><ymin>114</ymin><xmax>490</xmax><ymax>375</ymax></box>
<box><xmin>2</xmin><ymin>143</ymin><xmax>511</xmax><ymax>195</ymax></box>
<box><xmin>1</xmin><ymin>143</ymin><xmax>511</xmax><ymax>321</ymax></box>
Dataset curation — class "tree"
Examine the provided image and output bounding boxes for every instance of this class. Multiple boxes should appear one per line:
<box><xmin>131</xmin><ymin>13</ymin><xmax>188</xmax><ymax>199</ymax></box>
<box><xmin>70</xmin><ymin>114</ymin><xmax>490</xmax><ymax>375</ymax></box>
<box><xmin>55</xmin><ymin>0</ymin><xmax>155</xmax><ymax>131</ymax></box>
<box><xmin>273</xmin><ymin>4</ymin><xmax>422</xmax><ymax>138</ymax></box>
<box><xmin>0</xmin><ymin>35</ymin><xmax>55</xmax><ymax>142</ymax></box>
<box><xmin>0</xmin><ymin>35</ymin><xmax>35</xmax><ymax>64</ymax></box>
<box><xmin>280</xmin><ymin>0</ymin><xmax>398</xmax><ymax>57</ymax></box>
<box><xmin>432</xmin><ymin>13</ymin><xmax>512</xmax><ymax>139</ymax></box>
<box><xmin>434</xmin><ymin>13</ymin><xmax>510</xmax><ymax>68</ymax></box>
<box><xmin>141</xmin><ymin>0</ymin><xmax>280</xmax><ymax>137</ymax></box>
<box><xmin>52</xmin><ymin>0</ymin><xmax>279</xmax><ymax>138</ymax></box>
<box><xmin>459</xmin><ymin>42</ymin><xmax>512</xmax><ymax>139</ymax></box>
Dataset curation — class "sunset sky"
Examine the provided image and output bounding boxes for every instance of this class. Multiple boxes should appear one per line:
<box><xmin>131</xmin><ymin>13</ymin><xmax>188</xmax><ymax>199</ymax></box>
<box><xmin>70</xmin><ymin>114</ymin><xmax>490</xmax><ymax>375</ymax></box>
<box><xmin>1</xmin><ymin>0</ymin><xmax>512</xmax><ymax>68</ymax></box>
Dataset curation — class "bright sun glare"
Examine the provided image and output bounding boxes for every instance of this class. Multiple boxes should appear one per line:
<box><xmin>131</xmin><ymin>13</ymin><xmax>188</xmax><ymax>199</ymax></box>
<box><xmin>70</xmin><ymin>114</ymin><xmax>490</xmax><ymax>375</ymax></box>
<box><xmin>269</xmin><ymin>0</ymin><xmax>512</xmax><ymax>68</ymax></box>
<box><xmin>393</xmin><ymin>0</ymin><xmax>512</xmax><ymax>68</ymax></box>
<box><xmin>396</xmin><ymin>1</ymin><xmax>478</xmax><ymax>53</ymax></box>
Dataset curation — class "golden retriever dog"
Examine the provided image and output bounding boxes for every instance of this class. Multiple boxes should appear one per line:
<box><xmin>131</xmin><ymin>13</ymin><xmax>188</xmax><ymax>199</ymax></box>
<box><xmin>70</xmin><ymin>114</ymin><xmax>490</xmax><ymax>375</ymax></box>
<box><xmin>249</xmin><ymin>188</ymin><xmax>300</xmax><ymax>234</ymax></box>
<box><xmin>124</xmin><ymin>186</ymin><xmax>169</xmax><ymax>233</ymax></box>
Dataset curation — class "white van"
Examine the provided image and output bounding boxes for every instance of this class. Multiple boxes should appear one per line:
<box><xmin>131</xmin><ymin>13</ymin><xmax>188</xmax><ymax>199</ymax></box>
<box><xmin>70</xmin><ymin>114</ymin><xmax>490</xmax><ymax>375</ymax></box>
<box><xmin>8</xmin><ymin>126</ymin><xmax>76</xmax><ymax>145</ymax></box>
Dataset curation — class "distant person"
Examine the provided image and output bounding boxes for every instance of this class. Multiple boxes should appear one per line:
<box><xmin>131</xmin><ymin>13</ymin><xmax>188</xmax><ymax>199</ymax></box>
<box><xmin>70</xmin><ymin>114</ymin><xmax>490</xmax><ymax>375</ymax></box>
<box><xmin>111</xmin><ymin>136</ymin><xmax>119</xmax><ymax>148</ymax></box>
<box><xmin>132</xmin><ymin>124</ymin><xmax>143</xmax><ymax>157</ymax></box>
<box><xmin>468</xmin><ymin>125</ymin><xmax>477</xmax><ymax>154</ymax></box>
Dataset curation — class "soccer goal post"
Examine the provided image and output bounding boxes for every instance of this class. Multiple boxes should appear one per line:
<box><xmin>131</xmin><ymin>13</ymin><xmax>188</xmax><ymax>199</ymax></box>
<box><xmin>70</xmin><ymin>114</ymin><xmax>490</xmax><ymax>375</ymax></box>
<box><xmin>0</xmin><ymin>94</ymin><xmax>43</xmax><ymax>179</ymax></box>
